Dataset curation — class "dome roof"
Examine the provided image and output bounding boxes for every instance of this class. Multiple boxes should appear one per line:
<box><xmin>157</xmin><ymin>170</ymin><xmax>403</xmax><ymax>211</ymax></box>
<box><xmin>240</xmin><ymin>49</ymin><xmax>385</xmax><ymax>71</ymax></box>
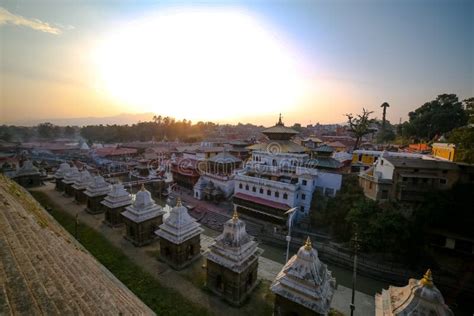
<box><xmin>122</xmin><ymin>185</ymin><xmax>165</xmax><ymax>223</ymax></box>
<box><xmin>101</xmin><ymin>183</ymin><xmax>132</xmax><ymax>208</ymax></box>
<box><xmin>54</xmin><ymin>162</ymin><xmax>70</xmax><ymax>178</ymax></box>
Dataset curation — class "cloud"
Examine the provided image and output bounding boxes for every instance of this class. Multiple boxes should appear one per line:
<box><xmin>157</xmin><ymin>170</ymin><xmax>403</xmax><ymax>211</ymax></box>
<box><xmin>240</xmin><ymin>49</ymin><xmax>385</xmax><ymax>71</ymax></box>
<box><xmin>0</xmin><ymin>7</ymin><xmax>65</xmax><ymax>35</ymax></box>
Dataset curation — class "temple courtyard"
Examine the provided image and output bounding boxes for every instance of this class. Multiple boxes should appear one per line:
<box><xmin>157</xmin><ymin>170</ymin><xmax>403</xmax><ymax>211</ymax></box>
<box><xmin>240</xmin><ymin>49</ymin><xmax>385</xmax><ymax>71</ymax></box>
<box><xmin>30</xmin><ymin>183</ymin><xmax>375</xmax><ymax>315</ymax></box>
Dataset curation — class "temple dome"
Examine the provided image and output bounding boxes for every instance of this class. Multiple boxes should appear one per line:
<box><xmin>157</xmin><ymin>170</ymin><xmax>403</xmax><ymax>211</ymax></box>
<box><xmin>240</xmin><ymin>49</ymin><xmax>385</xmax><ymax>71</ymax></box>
<box><xmin>134</xmin><ymin>187</ymin><xmax>154</xmax><ymax>208</ymax></box>
<box><xmin>54</xmin><ymin>162</ymin><xmax>70</xmax><ymax>178</ymax></box>
<box><xmin>122</xmin><ymin>186</ymin><xmax>165</xmax><ymax>223</ymax></box>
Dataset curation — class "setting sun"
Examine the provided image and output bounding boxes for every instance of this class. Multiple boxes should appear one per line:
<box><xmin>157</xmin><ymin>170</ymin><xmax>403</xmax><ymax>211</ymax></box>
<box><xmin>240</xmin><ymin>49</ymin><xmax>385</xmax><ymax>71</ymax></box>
<box><xmin>92</xmin><ymin>9</ymin><xmax>309</xmax><ymax>122</ymax></box>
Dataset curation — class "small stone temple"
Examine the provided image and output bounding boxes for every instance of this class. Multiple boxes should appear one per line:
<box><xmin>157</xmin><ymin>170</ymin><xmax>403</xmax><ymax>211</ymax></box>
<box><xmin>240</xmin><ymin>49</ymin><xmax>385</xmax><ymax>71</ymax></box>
<box><xmin>375</xmin><ymin>269</ymin><xmax>454</xmax><ymax>316</ymax></box>
<box><xmin>54</xmin><ymin>162</ymin><xmax>70</xmax><ymax>191</ymax></box>
<box><xmin>72</xmin><ymin>170</ymin><xmax>93</xmax><ymax>204</ymax></box>
<box><xmin>271</xmin><ymin>237</ymin><xmax>336</xmax><ymax>316</ymax></box>
<box><xmin>84</xmin><ymin>176</ymin><xmax>111</xmax><ymax>214</ymax></box>
<box><xmin>62</xmin><ymin>166</ymin><xmax>80</xmax><ymax>197</ymax></box>
<box><xmin>121</xmin><ymin>186</ymin><xmax>165</xmax><ymax>246</ymax></box>
<box><xmin>12</xmin><ymin>160</ymin><xmax>41</xmax><ymax>188</ymax></box>
<box><xmin>102</xmin><ymin>183</ymin><xmax>133</xmax><ymax>227</ymax></box>
<box><xmin>155</xmin><ymin>198</ymin><xmax>204</xmax><ymax>270</ymax></box>
<box><xmin>205</xmin><ymin>210</ymin><xmax>263</xmax><ymax>306</ymax></box>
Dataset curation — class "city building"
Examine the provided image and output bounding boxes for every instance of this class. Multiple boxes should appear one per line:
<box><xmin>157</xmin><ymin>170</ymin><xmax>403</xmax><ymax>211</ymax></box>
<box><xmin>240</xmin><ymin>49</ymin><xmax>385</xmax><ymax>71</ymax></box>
<box><xmin>62</xmin><ymin>166</ymin><xmax>80</xmax><ymax>197</ymax></box>
<box><xmin>155</xmin><ymin>198</ymin><xmax>204</xmax><ymax>270</ymax></box>
<box><xmin>233</xmin><ymin>115</ymin><xmax>342</xmax><ymax>225</ymax></box>
<box><xmin>271</xmin><ymin>237</ymin><xmax>336</xmax><ymax>316</ymax></box>
<box><xmin>53</xmin><ymin>162</ymin><xmax>70</xmax><ymax>191</ymax></box>
<box><xmin>205</xmin><ymin>211</ymin><xmax>263</xmax><ymax>306</ymax></box>
<box><xmin>193</xmin><ymin>151</ymin><xmax>242</xmax><ymax>201</ymax></box>
<box><xmin>84</xmin><ymin>175</ymin><xmax>111</xmax><ymax>214</ymax></box>
<box><xmin>72</xmin><ymin>170</ymin><xmax>93</xmax><ymax>204</ymax></box>
<box><xmin>102</xmin><ymin>183</ymin><xmax>133</xmax><ymax>227</ymax></box>
<box><xmin>121</xmin><ymin>186</ymin><xmax>165</xmax><ymax>246</ymax></box>
<box><xmin>351</xmin><ymin>150</ymin><xmax>424</xmax><ymax>173</ymax></box>
<box><xmin>375</xmin><ymin>269</ymin><xmax>454</xmax><ymax>315</ymax></box>
<box><xmin>12</xmin><ymin>160</ymin><xmax>41</xmax><ymax>188</ymax></box>
<box><xmin>432</xmin><ymin>143</ymin><xmax>456</xmax><ymax>161</ymax></box>
<box><xmin>359</xmin><ymin>156</ymin><xmax>460</xmax><ymax>202</ymax></box>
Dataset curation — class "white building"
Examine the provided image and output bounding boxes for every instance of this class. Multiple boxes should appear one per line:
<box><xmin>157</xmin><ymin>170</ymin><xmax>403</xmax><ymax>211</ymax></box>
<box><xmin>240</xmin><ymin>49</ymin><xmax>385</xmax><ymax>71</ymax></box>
<box><xmin>233</xmin><ymin>115</ymin><xmax>342</xmax><ymax>225</ymax></box>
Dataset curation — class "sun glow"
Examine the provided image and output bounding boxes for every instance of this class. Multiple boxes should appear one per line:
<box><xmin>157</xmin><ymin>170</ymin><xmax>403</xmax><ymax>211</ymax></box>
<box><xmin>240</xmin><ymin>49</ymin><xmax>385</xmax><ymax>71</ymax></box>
<box><xmin>93</xmin><ymin>8</ymin><xmax>310</xmax><ymax>121</ymax></box>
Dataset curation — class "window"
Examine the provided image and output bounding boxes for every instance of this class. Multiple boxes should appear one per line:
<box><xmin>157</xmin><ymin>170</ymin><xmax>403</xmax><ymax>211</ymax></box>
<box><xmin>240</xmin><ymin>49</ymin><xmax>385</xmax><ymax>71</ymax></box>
<box><xmin>267</xmin><ymin>190</ymin><xmax>271</xmax><ymax>196</ymax></box>
<box><xmin>302</xmin><ymin>194</ymin><xmax>306</xmax><ymax>200</ymax></box>
<box><xmin>300</xmin><ymin>206</ymin><xmax>305</xmax><ymax>212</ymax></box>
<box><xmin>283</xmin><ymin>193</ymin><xmax>288</xmax><ymax>200</ymax></box>
<box><xmin>369</xmin><ymin>182</ymin><xmax>373</xmax><ymax>189</ymax></box>
<box><xmin>239</xmin><ymin>183</ymin><xmax>243</xmax><ymax>189</ymax></box>
<box><xmin>275</xmin><ymin>191</ymin><xmax>279</xmax><ymax>198</ymax></box>
<box><xmin>252</xmin><ymin>186</ymin><xmax>256</xmax><ymax>192</ymax></box>
<box><xmin>245</xmin><ymin>185</ymin><xmax>249</xmax><ymax>190</ymax></box>
<box><xmin>325</xmin><ymin>188</ymin><xmax>334</xmax><ymax>197</ymax></box>
<box><xmin>302</xmin><ymin>179</ymin><xmax>307</xmax><ymax>185</ymax></box>
<box><xmin>439</xmin><ymin>178</ymin><xmax>447</xmax><ymax>184</ymax></box>
<box><xmin>260</xmin><ymin>188</ymin><xmax>264</xmax><ymax>194</ymax></box>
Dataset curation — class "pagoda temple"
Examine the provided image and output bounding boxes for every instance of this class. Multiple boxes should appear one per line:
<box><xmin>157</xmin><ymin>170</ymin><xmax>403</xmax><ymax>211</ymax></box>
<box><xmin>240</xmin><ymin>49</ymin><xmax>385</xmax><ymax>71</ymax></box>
<box><xmin>12</xmin><ymin>160</ymin><xmax>41</xmax><ymax>188</ymax></box>
<box><xmin>155</xmin><ymin>198</ymin><xmax>204</xmax><ymax>270</ymax></box>
<box><xmin>270</xmin><ymin>237</ymin><xmax>336</xmax><ymax>316</ymax></box>
<box><xmin>62</xmin><ymin>166</ymin><xmax>80</xmax><ymax>197</ymax></box>
<box><xmin>101</xmin><ymin>183</ymin><xmax>132</xmax><ymax>227</ymax></box>
<box><xmin>53</xmin><ymin>162</ymin><xmax>70</xmax><ymax>191</ymax></box>
<box><xmin>72</xmin><ymin>170</ymin><xmax>93</xmax><ymax>204</ymax></box>
<box><xmin>84</xmin><ymin>176</ymin><xmax>111</xmax><ymax>214</ymax></box>
<box><xmin>375</xmin><ymin>269</ymin><xmax>454</xmax><ymax>316</ymax></box>
<box><xmin>121</xmin><ymin>185</ymin><xmax>165</xmax><ymax>246</ymax></box>
<box><xmin>205</xmin><ymin>210</ymin><xmax>263</xmax><ymax>306</ymax></box>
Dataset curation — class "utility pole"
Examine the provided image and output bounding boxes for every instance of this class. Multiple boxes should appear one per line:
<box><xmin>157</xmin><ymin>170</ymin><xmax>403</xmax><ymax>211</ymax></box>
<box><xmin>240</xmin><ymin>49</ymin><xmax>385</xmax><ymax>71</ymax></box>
<box><xmin>350</xmin><ymin>228</ymin><xmax>360</xmax><ymax>316</ymax></box>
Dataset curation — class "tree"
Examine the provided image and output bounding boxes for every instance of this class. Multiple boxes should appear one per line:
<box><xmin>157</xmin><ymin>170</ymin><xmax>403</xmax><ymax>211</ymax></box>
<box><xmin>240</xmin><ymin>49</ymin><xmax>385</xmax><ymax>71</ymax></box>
<box><xmin>37</xmin><ymin>122</ymin><xmax>57</xmax><ymax>139</ymax></box>
<box><xmin>345</xmin><ymin>108</ymin><xmax>374</xmax><ymax>150</ymax></box>
<box><xmin>404</xmin><ymin>94</ymin><xmax>468</xmax><ymax>140</ymax></box>
<box><xmin>64</xmin><ymin>125</ymin><xmax>75</xmax><ymax>137</ymax></box>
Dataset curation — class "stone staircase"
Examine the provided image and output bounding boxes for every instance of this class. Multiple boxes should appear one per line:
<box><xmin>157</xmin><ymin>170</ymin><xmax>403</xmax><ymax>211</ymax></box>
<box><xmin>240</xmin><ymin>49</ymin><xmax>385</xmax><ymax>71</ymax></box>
<box><xmin>0</xmin><ymin>176</ymin><xmax>154</xmax><ymax>315</ymax></box>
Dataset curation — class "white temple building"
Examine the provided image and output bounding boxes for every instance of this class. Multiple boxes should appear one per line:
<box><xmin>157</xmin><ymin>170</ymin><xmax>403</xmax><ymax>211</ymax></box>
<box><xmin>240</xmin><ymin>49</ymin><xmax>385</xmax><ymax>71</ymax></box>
<box><xmin>54</xmin><ymin>162</ymin><xmax>70</xmax><ymax>191</ymax></box>
<box><xmin>270</xmin><ymin>237</ymin><xmax>336</xmax><ymax>316</ymax></box>
<box><xmin>84</xmin><ymin>176</ymin><xmax>111</xmax><ymax>214</ymax></box>
<box><xmin>72</xmin><ymin>170</ymin><xmax>94</xmax><ymax>203</ymax></box>
<box><xmin>233</xmin><ymin>115</ymin><xmax>342</xmax><ymax>225</ymax></box>
<box><xmin>155</xmin><ymin>198</ymin><xmax>204</xmax><ymax>269</ymax></box>
<box><xmin>62</xmin><ymin>166</ymin><xmax>80</xmax><ymax>196</ymax></box>
<box><xmin>205</xmin><ymin>210</ymin><xmax>263</xmax><ymax>305</ymax></box>
<box><xmin>121</xmin><ymin>186</ymin><xmax>165</xmax><ymax>246</ymax></box>
<box><xmin>375</xmin><ymin>269</ymin><xmax>454</xmax><ymax>316</ymax></box>
<box><xmin>101</xmin><ymin>183</ymin><xmax>133</xmax><ymax>227</ymax></box>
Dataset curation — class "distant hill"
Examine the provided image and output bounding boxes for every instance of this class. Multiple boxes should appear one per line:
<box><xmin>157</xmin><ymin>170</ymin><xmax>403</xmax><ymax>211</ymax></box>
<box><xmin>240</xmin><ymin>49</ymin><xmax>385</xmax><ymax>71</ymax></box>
<box><xmin>7</xmin><ymin>112</ymin><xmax>156</xmax><ymax>127</ymax></box>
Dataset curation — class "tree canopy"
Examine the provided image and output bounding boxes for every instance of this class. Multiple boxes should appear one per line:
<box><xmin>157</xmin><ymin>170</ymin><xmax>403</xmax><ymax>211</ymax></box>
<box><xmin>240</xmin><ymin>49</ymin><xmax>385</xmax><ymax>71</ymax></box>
<box><xmin>345</xmin><ymin>108</ymin><xmax>374</xmax><ymax>150</ymax></box>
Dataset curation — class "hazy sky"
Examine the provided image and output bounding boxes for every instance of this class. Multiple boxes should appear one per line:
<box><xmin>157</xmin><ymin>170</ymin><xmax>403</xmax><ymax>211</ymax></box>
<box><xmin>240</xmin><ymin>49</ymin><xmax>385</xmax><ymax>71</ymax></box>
<box><xmin>1</xmin><ymin>0</ymin><xmax>473</xmax><ymax>126</ymax></box>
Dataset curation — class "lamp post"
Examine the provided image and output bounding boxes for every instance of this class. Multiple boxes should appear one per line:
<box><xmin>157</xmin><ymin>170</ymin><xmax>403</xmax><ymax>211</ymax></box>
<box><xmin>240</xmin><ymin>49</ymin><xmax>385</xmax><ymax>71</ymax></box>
<box><xmin>350</xmin><ymin>227</ymin><xmax>360</xmax><ymax>316</ymax></box>
<box><xmin>284</xmin><ymin>207</ymin><xmax>298</xmax><ymax>263</ymax></box>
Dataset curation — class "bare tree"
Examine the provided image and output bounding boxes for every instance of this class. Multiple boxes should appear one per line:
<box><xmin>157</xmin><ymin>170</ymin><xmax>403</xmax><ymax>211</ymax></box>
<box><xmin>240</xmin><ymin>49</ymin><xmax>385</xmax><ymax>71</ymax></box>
<box><xmin>345</xmin><ymin>108</ymin><xmax>374</xmax><ymax>150</ymax></box>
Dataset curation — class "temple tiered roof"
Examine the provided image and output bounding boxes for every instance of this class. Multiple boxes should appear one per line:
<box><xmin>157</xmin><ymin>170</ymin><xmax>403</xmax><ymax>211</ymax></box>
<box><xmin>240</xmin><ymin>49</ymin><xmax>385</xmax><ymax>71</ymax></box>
<box><xmin>84</xmin><ymin>176</ymin><xmax>111</xmax><ymax>198</ymax></box>
<box><xmin>121</xmin><ymin>186</ymin><xmax>164</xmax><ymax>223</ymax></box>
<box><xmin>72</xmin><ymin>170</ymin><xmax>93</xmax><ymax>190</ymax></box>
<box><xmin>14</xmin><ymin>160</ymin><xmax>40</xmax><ymax>177</ymax></box>
<box><xmin>53</xmin><ymin>162</ymin><xmax>70</xmax><ymax>179</ymax></box>
<box><xmin>101</xmin><ymin>183</ymin><xmax>133</xmax><ymax>209</ymax></box>
<box><xmin>261</xmin><ymin>114</ymin><xmax>299</xmax><ymax>141</ymax></box>
<box><xmin>62</xmin><ymin>167</ymin><xmax>80</xmax><ymax>184</ymax></box>
<box><xmin>205</xmin><ymin>210</ymin><xmax>263</xmax><ymax>273</ymax></box>
<box><xmin>155</xmin><ymin>198</ymin><xmax>203</xmax><ymax>244</ymax></box>
<box><xmin>375</xmin><ymin>269</ymin><xmax>454</xmax><ymax>316</ymax></box>
<box><xmin>271</xmin><ymin>237</ymin><xmax>336</xmax><ymax>315</ymax></box>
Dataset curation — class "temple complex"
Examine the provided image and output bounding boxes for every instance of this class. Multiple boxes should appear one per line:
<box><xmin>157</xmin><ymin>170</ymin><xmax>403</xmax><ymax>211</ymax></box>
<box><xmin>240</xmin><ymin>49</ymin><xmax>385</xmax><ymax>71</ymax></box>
<box><xmin>155</xmin><ymin>198</ymin><xmax>204</xmax><ymax>270</ymax></box>
<box><xmin>205</xmin><ymin>210</ymin><xmax>263</xmax><ymax>306</ymax></box>
<box><xmin>102</xmin><ymin>183</ymin><xmax>133</xmax><ymax>227</ymax></box>
<box><xmin>12</xmin><ymin>160</ymin><xmax>41</xmax><ymax>188</ymax></box>
<box><xmin>84</xmin><ymin>175</ymin><xmax>111</xmax><ymax>214</ymax></box>
<box><xmin>233</xmin><ymin>115</ymin><xmax>342</xmax><ymax>225</ymax></box>
<box><xmin>53</xmin><ymin>162</ymin><xmax>70</xmax><ymax>191</ymax></box>
<box><xmin>72</xmin><ymin>170</ymin><xmax>93</xmax><ymax>204</ymax></box>
<box><xmin>121</xmin><ymin>185</ymin><xmax>165</xmax><ymax>246</ymax></box>
<box><xmin>270</xmin><ymin>237</ymin><xmax>336</xmax><ymax>316</ymax></box>
<box><xmin>62</xmin><ymin>166</ymin><xmax>80</xmax><ymax>197</ymax></box>
<box><xmin>375</xmin><ymin>269</ymin><xmax>454</xmax><ymax>316</ymax></box>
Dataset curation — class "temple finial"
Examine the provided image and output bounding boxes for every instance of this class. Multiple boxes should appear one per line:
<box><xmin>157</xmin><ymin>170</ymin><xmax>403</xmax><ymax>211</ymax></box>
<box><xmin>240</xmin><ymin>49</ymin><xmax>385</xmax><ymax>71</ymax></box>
<box><xmin>304</xmin><ymin>236</ymin><xmax>312</xmax><ymax>251</ymax></box>
<box><xmin>232</xmin><ymin>209</ymin><xmax>239</xmax><ymax>222</ymax></box>
<box><xmin>277</xmin><ymin>113</ymin><xmax>283</xmax><ymax>125</ymax></box>
<box><xmin>421</xmin><ymin>269</ymin><xmax>433</xmax><ymax>287</ymax></box>
<box><xmin>176</xmin><ymin>197</ymin><xmax>182</xmax><ymax>206</ymax></box>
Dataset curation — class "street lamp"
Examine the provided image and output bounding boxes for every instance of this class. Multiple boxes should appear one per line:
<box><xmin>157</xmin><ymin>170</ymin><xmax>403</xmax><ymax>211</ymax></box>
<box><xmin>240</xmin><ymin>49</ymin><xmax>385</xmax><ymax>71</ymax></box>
<box><xmin>284</xmin><ymin>207</ymin><xmax>298</xmax><ymax>263</ymax></box>
<box><xmin>350</xmin><ymin>226</ymin><xmax>360</xmax><ymax>316</ymax></box>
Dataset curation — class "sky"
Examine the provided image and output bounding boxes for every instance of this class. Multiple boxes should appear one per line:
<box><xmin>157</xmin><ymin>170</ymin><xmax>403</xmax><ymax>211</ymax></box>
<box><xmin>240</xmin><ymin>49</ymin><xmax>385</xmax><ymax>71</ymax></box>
<box><xmin>0</xmin><ymin>0</ymin><xmax>473</xmax><ymax>127</ymax></box>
